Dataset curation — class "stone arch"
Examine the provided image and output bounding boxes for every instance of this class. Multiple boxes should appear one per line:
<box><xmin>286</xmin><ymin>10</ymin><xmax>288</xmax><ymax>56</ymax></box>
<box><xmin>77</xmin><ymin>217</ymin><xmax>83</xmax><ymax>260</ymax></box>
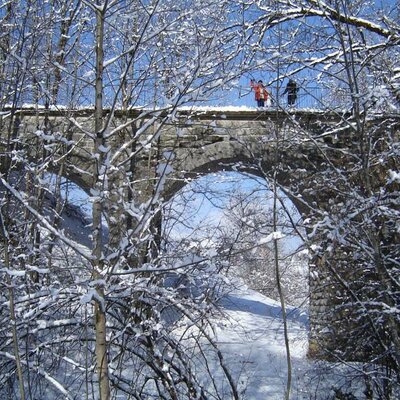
<box><xmin>161</xmin><ymin>160</ymin><xmax>309</xmax><ymax>307</ymax></box>
<box><xmin>159</xmin><ymin>139</ymin><xmax>320</xmax><ymax>351</ymax></box>
<box><xmin>163</xmin><ymin>139</ymin><xmax>311</xmax><ymax>216</ymax></box>
<box><xmin>45</xmin><ymin>163</ymin><xmax>93</xmax><ymax>195</ymax></box>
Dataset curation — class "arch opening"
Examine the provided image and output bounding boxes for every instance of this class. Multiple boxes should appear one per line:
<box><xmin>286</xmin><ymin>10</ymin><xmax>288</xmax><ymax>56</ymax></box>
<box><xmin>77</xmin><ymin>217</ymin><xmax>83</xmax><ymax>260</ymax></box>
<box><xmin>162</xmin><ymin>170</ymin><xmax>309</xmax><ymax>310</ymax></box>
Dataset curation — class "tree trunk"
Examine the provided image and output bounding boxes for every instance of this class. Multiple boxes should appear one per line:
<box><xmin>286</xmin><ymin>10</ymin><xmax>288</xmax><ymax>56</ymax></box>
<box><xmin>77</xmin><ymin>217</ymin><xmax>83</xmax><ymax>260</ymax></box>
<box><xmin>93</xmin><ymin>3</ymin><xmax>110</xmax><ymax>399</ymax></box>
<box><xmin>94</xmin><ymin>294</ymin><xmax>110</xmax><ymax>400</ymax></box>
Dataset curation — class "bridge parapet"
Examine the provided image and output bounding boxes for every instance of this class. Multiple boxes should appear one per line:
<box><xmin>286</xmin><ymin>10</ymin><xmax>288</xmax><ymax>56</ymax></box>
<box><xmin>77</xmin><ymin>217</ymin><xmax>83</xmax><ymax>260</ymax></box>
<box><xmin>2</xmin><ymin>106</ymin><xmax>399</xmax><ymax>195</ymax></box>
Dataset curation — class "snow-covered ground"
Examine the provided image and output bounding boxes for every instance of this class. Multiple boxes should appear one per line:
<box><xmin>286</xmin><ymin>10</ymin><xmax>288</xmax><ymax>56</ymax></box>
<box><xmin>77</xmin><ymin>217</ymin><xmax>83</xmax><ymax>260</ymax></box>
<box><xmin>212</xmin><ymin>286</ymin><xmax>364</xmax><ymax>400</ymax></box>
<box><xmin>215</xmin><ymin>287</ymin><xmax>308</xmax><ymax>399</ymax></box>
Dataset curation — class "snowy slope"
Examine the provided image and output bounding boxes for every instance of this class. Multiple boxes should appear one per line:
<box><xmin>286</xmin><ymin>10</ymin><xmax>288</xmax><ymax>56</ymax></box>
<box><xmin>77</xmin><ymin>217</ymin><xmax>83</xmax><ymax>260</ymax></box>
<box><xmin>213</xmin><ymin>287</ymin><xmax>307</xmax><ymax>399</ymax></box>
<box><xmin>213</xmin><ymin>287</ymin><xmax>363</xmax><ymax>400</ymax></box>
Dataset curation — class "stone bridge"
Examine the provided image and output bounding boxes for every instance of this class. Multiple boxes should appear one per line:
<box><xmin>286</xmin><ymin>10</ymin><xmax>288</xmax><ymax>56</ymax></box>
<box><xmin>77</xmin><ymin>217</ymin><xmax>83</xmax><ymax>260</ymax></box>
<box><xmin>1</xmin><ymin>106</ymin><xmax>399</xmax><ymax>360</ymax></box>
<box><xmin>2</xmin><ymin>107</ymin><xmax>357</xmax><ymax>194</ymax></box>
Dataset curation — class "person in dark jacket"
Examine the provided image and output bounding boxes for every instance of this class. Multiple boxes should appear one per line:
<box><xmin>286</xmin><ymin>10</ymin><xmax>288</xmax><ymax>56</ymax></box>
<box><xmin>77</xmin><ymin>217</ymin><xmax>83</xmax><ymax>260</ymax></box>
<box><xmin>283</xmin><ymin>79</ymin><xmax>298</xmax><ymax>106</ymax></box>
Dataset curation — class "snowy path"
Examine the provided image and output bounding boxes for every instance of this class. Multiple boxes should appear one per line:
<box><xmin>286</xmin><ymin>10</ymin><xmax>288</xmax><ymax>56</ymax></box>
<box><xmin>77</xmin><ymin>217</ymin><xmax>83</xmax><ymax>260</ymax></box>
<box><xmin>215</xmin><ymin>288</ymin><xmax>313</xmax><ymax>399</ymax></box>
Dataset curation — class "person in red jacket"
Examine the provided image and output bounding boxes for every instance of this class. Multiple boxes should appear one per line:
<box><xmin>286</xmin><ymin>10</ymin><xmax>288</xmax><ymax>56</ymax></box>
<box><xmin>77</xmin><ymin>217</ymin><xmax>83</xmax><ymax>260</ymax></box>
<box><xmin>250</xmin><ymin>79</ymin><xmax>269</xmax><ymax>108</ymax></box>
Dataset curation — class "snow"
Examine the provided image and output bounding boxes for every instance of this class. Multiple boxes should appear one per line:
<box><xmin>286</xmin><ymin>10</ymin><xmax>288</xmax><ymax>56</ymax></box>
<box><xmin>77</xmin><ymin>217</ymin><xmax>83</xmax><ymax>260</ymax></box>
<box><xmin>1</xmin><ymin>268</ymin><xmax>26</xmax><ymax>277</ymax></box>
<box><xmin>179</xmin><ymin>105</ymin><xmax>256</xmax><ymax>112</ymax></box>
<box><xmin>79</xmin><ymin>288</ymin><xmax>106</xmax><ymax>310</ymax></box>
<box><xmin>388</xmin><ymin>169</ymin><xmax>400</xmax><ymax>183</ymax></box>
<box><xmin>215</xmin><ymin>287</ymin><xmax>309</xmax><ymax>399</ymax></box>
<box><xmin>156</xmin><ymin>163</ymin><xmax>174</xmax><ymax>177</ymax></box>
<box><xmin>27</xmin><ymin>266</ymin><xmax>49</xmax><ymax>274</ymax></box>
<box><xmin>258</xmin><ymin>231</ymin><xmax>285</xmax><ymax>244</ymax></box>
<box><xmin>211</xmin><ymin>285</ymin><xmax>363</xmax><ymax>399</ymax></box>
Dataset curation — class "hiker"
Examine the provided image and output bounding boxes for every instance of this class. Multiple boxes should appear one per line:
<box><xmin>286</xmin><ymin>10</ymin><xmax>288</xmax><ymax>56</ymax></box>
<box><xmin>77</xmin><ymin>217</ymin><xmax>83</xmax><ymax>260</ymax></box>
<box><xmin>282</xmin><ymin>79</ymin><xmax>298</xmax><ymax>106</ymax></box>
<box><xmin>250</xmin><ymin>79</ymin><xmax>269</xmax><ymax>108</ymax></box>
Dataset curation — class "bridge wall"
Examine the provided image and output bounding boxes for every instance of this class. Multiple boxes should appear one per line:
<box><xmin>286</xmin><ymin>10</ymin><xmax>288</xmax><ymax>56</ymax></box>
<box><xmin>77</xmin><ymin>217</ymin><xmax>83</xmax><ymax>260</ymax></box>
<box><xmin>0</xmin><ymin>108</ymin><xmax>344</xmax><ymax>358</ymax></box>
<box><xmin>2</xmin><ymin>108</ymin><xmax>398</xmax><ymax>361</ymax></box>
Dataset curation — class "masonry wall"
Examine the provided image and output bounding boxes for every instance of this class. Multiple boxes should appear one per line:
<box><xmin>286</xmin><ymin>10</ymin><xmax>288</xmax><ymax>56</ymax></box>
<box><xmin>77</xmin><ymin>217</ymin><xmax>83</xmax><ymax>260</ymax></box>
<box><xmin>2</xmin><ymin>107</ymin><xmax>398</xmax><ymax>361</ymax></box>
